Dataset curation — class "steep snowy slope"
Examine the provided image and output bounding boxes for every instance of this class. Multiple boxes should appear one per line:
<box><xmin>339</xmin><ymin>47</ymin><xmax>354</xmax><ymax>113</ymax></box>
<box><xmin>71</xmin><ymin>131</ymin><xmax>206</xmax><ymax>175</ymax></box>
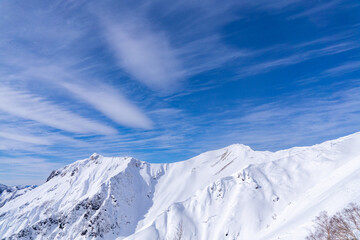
<box><xmin>0</xmin><ymin>146</ymin><xmax>269</xmax><ymax>239</ymax></box>
<box><xmin>0</xmin><ymin>155</ymin><xmax>158</xmax><ymax>239</ymax></box>
<box><xmin>129</xmin><ymin>133</ymin><xmax>360</xmax><ymax>240</ymax></box>
<box><xmin>0</xmin><ymin>185</ymin><xmax>36</xmax><ymax>208</ymax></box>
<box><xmin>0</xmin><ymin>132</ymin><xmax>360</xmax><ymax>240</ymax></box>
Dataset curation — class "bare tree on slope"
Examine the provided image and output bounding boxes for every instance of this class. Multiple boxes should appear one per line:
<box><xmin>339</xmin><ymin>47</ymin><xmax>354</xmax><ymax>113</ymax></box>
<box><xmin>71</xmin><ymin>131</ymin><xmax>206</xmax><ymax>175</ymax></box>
<box><xmin>306</xmin><ymin>203</ymin><xmax>360</xmax><ymax>240</ymax></box>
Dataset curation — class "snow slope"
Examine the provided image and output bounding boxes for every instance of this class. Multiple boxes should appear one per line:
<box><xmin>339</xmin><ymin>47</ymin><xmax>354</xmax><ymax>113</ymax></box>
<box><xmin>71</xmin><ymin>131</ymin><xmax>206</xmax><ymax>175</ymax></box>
<box><xmin>0</xmin><ymin>185</ymin><xmax>36</xmax><ymax>208</ymax></box>
<box><xmin>0</xmin><ymin>132</ymin><xmax>360</xmax><ymax>239</ymax></box>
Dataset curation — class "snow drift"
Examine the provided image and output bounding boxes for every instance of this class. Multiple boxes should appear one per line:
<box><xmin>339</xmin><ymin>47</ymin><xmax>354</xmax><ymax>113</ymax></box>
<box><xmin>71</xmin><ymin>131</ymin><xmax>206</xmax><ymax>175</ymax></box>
<box><xmin>0</xmin><ymin>132</ymin><xmax>360</xmax><ymax>239</ymax></box>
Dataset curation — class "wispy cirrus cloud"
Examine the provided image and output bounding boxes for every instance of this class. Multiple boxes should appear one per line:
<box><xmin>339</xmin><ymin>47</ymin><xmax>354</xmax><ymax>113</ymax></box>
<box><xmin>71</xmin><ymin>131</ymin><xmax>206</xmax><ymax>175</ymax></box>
<box><xmin>0</xmin><ymin>156</ymin><xmax>63</xmax><ymax>185</ymax></box>
<box><xmin>323</xmin><ymin>61</ymin><xmax>360</xmax><ymax>76</ymax></box>
<box><xmin>0</xmin><ymin>131</ymin><xmax>52</xmax><ymax>146</ymax></box>
<box><xmin>103</xmin><ymin>19</ymin><xmax>184</xmax><ymax>92</ymax></box>
<box><xmin>297</xmin><ymin>60</ymin><xmax>360</xmax><ymax>85</ymax></box>
<box><xmin>241</xmin><ymin>41</ymin><xmax>359</xmax><ymax>76</ymax></box>
<box><xmin>0</xmin><ymin>118</ymin><xmax>89</xmax><ymax>153</ymax></box>
<box><xmin>0</xmin><ymin>49</ymin><xmax>154</xmax><ymax>130</ymax></box>
<box><xmin>214</xmin><ymin>84</ymin><xmax>360</xmax><ymax>150</ymax></box>
<box><xmin>97</xmin><ymin>1</ymin><xmax>254</xmax><ymax>93</ymax></box>
<box><xmin>61</xmin><ymin>81</ymin><xmax>153</xmax><ymax>129</ymax></box>
<box><xmin>0</xmin><ymin>0</ymin><xmax>359</xmax><ymax>186</ymax></box>
<box><xmin>177</xmin><ymin>35</ymin><xmax>253</xmax><ymax>77</ymax></box>
<box><xmin>96</xmin><ymin>0</ymin><xmax>348</xmax><ymax>96</ymax></box>
<box><xmin>0</xmin><ymin>0</ymin><xmax>153</xmax><ymax>131</ymax></box>
<box><xmin>288</xmin><ymin>0</ymin><xmax>342</xmax><ymax>20</ymax></box>
<box><xmin>252</xmin><ymin>0</ymin><xmax>301</xmax><ymax>10</ymax></box>
<box><xmin>0</xmin><ymin>84</ymin><xmax>116</xmax><ymax>135</ymax></box>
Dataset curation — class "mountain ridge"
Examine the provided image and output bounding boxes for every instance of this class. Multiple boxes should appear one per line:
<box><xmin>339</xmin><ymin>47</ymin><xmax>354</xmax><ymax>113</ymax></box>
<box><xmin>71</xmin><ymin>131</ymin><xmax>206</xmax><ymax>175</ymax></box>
<box><xmin>0</xmin><ymin>132</ymin><xmax>360</xmax><ymax>239</ymax></box>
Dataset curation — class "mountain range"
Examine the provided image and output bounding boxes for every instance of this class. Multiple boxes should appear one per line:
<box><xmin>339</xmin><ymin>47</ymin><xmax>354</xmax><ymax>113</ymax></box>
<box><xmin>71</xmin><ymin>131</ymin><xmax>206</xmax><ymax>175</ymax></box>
<box><xmin>1</xmin><ymin>132</ymin><xmax>360</xmax><ymax>239</ymax></box>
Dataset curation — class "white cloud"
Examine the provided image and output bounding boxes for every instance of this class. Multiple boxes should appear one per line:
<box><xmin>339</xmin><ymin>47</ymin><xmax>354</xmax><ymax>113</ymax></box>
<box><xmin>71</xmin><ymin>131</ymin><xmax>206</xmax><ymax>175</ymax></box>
<box><xmin>323</xmin><ymin>61</ymin><xmax>360</xmax><ymax>76</ymax></box>
<box><xmin>0</xmin><ymin>131</ymin><xmax>52</xmax><ymax>145</ymax></box>
<box><xmin>103</xmin><ymin>19</ymin><xmax>184</xmax><ymax>92</ymax></box>
<box><xmin>61</xmin><ymin>82</ymin><xmax>153</xmax><ymax>129</ymax></box>
<box><xmin>218</xmin><ymin>85</ymin><xmax>360</xmax><ymax>150</ymax></box>
<box><xmin>0</xmin><ymin>84</ymin><xmax>116</xmax><ymax>135</ymax></box>
<box><xmin>0</xmin><ymin>58</ymin><xmax>154</xmax><ymax>130</ymax></box>
<box><xmin>0</xmin><ymin>156</ymin><xmax>63</xmax><ymax>185</ymax></box>
<box><xmin>288</xmin><ymin>0</ymin><xmax>341</xmax><ymax>20</ymax></box>
<box><xmin>241</xmin><ymin>42</ymin><xmax>359</xmax><ymax>76</ymax></box>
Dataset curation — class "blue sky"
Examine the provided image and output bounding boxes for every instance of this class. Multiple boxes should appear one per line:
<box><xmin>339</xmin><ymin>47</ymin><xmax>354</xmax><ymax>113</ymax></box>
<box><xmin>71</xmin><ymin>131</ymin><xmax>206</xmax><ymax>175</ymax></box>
<box><xmin>0</xmin><ymin>0</ymin><xmax>359</xmax><ymax>185</ymax></box>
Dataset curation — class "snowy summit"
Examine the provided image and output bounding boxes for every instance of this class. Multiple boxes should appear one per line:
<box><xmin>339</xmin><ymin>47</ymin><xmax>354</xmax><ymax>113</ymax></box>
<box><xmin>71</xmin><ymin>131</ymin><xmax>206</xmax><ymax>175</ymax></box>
<box><xmin>0</xmin><ymin>132</ymin><xmax>360</xmax><ymax>239</ymax></box>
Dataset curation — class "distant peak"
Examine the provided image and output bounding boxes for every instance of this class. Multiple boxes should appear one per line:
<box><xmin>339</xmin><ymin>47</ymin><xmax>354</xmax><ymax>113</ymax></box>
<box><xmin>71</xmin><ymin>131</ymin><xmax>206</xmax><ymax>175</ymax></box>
<box><xmin>89</xmin><ymin>153</ymin><xmax>101</xmax><ymax>160</ymax></box>
<box><xmin>227</xmin><ymin>143</ymin><xmax>253</xmax><ymax>151</ymax></box>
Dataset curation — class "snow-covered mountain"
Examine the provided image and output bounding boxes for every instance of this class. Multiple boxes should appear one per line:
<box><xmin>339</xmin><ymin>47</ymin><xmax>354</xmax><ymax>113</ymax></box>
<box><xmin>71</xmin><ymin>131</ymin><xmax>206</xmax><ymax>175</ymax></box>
<box><xmin>1</xmin><ymin>132</ymin><xmax>360</xmax><ymax>240</ymax></box>
<box><xmin>0</xmin><ymin>184</ymin><xmax>36</xmax><ymax>209</ymax></box>
<box><xmin>0</xmin><ymin>184</ymin><xmax>11</xmax><ymax>194</ymax></box>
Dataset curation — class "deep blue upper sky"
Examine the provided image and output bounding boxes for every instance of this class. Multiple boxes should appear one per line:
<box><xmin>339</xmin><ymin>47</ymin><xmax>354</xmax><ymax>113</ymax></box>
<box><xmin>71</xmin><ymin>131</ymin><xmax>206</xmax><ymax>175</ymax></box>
<box><xmin>0</xmin><ymin>0</ymin><xmax>359</xmax><ymax>185</ymax></box>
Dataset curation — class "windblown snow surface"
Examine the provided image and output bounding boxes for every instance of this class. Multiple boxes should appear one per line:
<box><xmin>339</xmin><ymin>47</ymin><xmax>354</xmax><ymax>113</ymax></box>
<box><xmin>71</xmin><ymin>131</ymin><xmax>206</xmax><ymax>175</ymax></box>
<box><xmin>0</xmin><ymin>185</ymin><xmax>36</xmax><ymax>209</ymax></box>
<box><xmin>1</xmin><ymin>132</ymin><xmax>360</xmax><ymax>240</ymax></box>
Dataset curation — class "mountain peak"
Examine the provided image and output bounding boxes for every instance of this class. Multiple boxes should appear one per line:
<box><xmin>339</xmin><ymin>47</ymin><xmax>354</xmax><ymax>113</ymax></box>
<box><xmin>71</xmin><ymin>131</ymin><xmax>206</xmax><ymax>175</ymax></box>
<box><xmin>89</xmin><ymin>153</ymin><xmax>101</xmax><ymax>160</ymax></box>
<box><xmin>1</xmin><ymin>132</ymin><xmax>360</xmax><ymax>239</ymax></box>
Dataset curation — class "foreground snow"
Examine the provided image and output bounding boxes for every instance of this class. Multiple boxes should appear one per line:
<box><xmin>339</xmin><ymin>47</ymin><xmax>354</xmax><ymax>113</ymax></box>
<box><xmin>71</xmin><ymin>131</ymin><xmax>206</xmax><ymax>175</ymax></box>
<box><xmin>0</xmin><ymin>132</ymin><xmax>360</xmax><ymax>239</ymax></box>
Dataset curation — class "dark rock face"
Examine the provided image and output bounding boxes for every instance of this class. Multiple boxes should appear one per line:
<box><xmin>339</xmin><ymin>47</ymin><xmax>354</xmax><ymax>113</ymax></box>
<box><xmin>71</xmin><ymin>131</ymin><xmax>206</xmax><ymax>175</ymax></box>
<box><xmin>8</xmin><ymin>216</ymin><xmax>66</xmax><ymax>239</ymax></box>
<box><xmin>0</xmin><ymin>184</ymin><xmax>11</xmax><ymax>195</ymax></box>
<box><xmin>46</xmin><ymin>170</ymin><xmax>62</xmax><ymax>182</ymax></box>
<box><xmin>6</xmin><ymin>193</ymin><xmax>108</xmax><ymax>239</ymax></box>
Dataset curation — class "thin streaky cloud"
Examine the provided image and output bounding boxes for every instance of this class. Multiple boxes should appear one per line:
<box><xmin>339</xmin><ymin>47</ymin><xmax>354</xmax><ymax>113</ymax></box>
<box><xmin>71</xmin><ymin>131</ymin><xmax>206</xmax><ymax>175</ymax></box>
<box><xmin>214</xmin><ymin>85</ymin><xmax>360</xmax><ymax>150</ymax></box>
<box><xmin>296</xmin><ymin>61</ymin><xmax>360</xmax><ymax>85</ymax></box>
<box><xmin>241</xmin><ymin>42</ymin><xmax>358</xmax><ymax>76</ymax></box>
<box><xmin>323</xmin><ymin>61</ymin><xmax>360</xmax><ymax>76</ymax></box>
<box><xmin>0</xmin><ymin>131</ymin><xmax>52</xmax><ymax>145</ymax></box>
<box><xmin>61</xmin><ymin>82</ymin><xmax>153</xmax><ymax>129</ymax></box>
<box><xmin>292</xmin><ymin>30</ymin><xmax>357</xmax><ymax>48</ymax></box>
<box><xmin>0</xmin><ymin>157</ymin><xmax>63</xmax><ymax>185</ymax></box>
<box><xmin>0</xmin><ymin>0</ymin><xmax>358</xmax><ymax>186</ymax></box>
<box><xmin>288</xmin><ymin>0</ymin><xmax>341</xmax><ymax>20</ymax></box>
<box><xmin>0</xmin><ymin>84</ymin><xmax>116</xmax><ymax>135</ymax></box>
<box><xmin>177</xmin><ymin>35</ymin><xmax>253</xmax><ymax>76</ymax></box>
<box><xmin>0</xmin><ymin>51</ymin><xmax>153</xmax><ymax>130</ymax></box>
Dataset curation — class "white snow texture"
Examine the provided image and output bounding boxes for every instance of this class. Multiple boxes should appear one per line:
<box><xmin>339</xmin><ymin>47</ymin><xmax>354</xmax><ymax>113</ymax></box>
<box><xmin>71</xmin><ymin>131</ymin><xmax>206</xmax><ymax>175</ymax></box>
<box><xmin>1</xmin><ymin>132</ymin><xmax>360</xmax><ymax>240</ymax></box>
